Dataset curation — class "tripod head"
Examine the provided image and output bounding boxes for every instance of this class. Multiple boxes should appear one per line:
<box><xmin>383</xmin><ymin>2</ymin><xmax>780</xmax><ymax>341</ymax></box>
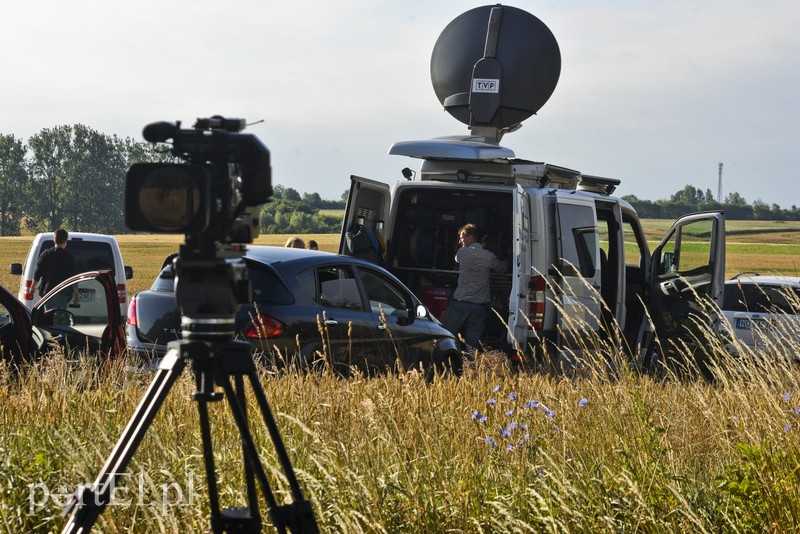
<box><xmin>172</xmin><ymin>239</ymin><xmax>251</xmax><ymax>342</ymax></box>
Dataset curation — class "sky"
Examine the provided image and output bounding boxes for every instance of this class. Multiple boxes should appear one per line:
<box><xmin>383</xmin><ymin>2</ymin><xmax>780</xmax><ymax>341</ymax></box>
<box><xmin>4</xmin><ymin>0</ymin><xmax>799</xmax><ymax>207</ymax></box>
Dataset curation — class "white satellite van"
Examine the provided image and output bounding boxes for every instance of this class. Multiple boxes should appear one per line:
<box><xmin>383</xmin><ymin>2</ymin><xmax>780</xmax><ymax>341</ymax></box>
<box><xmin>9</xmin><ymin>232</ymin><xmax>133</xmax><ymax>320</ymax></box>
<box><xmin>340</xmin><ymin>5</ymin><xmax>726</xmax><ymax>370</ymax></box>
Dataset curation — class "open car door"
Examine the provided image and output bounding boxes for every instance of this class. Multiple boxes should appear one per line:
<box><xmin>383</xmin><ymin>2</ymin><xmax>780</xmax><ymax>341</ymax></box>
<box><xmin>339</xmin><ymin>175</ymin><xmax>391</xmax><ymax>259</ymax></box>
<box><xmin>32</xmin><ymin>270</ymin><xmax>125</xmax><ymax>357</ymax></box>
<box><xmin>638</xmin><ymin>211</ymin><xmax>725</xmax><ymax>374</ymax></box>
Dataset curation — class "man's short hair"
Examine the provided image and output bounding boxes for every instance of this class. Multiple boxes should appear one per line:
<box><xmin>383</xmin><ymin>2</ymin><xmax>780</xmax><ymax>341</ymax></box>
<box><xmin>54</xmin><ymin>229</ymin><xmax>68</xmax><ymax>245</ymax></box>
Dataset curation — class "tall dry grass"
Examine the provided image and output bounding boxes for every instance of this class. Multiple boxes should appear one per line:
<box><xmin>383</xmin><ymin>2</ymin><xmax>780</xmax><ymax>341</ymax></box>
<box><xmin>2</xmin><ymin>327</ymin><xmax>800</xmax><ymax>533</ymax></box>
<box><xmin>3</xmin><ymin>225</ymin><xmax>800</xmax><ymax>532</ymax></box>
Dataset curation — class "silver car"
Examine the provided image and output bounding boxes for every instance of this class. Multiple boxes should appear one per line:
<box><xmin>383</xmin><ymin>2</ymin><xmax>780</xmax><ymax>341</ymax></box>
<box><xmin>718</xmin><ymin>273</ymin><xmax>800</xmax><ymax>356</ymax></box>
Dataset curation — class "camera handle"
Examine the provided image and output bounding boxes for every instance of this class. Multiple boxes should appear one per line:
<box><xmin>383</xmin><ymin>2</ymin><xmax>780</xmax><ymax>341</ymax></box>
<box><xmin>61</xmin><ymin>339</ymin><xmax>318</xmax><ymax>534</ymax></box>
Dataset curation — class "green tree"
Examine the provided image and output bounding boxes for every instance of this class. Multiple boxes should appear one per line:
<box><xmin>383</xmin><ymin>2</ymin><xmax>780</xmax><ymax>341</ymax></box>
<box><xmin>724</xmin><ymin>192</ymin><xmax>748</xmax><ymax>206</ymax></box>
<box><xmin>66</xmin><ymin>126</ymin><xmax>128</xmax><ymax>232</ymax></box>
<box><xmin>670</xmin><ymin>185</ymin><xmax>706</xmax><ymax>207</ymax></box>
<box><xmin>27</xmin><ymin>126</ymin><xmax>74</xmax><ymax>232</ymax></box>
<box><xmin>302</xmin><ymin>191</ymin><xmax>322</xmax><ymax>207</ymax></box>
<box><xmin>0</xmin><ymin>134</ymin><xmax>28</xmax><ymax>235</ymax></box>
<box><xmin>283</xmin><ymin>187</ymin><xmax>301</xmax><ymax>201</ymax></box>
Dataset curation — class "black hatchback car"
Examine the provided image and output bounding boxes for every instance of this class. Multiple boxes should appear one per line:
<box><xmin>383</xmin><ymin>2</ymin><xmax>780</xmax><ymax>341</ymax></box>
<box><xmin>126</xmin><ymin>246</ymin><xmax>462</xmax><ymax>375</ymax></box>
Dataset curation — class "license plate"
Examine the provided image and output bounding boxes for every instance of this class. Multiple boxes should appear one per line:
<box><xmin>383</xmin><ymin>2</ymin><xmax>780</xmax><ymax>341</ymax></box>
<box><xmin>78</xmin><ymin>288</ymin><xmax>95</xmax><ymax>303</ymax></box>
<box><xmin>735</xmin><ymin>318</ymin><xmax>771</xmax><ymax>330</ymax></box>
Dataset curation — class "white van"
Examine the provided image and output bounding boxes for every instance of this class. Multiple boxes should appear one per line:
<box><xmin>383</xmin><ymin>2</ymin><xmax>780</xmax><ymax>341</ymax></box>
<box><xmin>341</xmin><ymin>140</ymin><xmax>726</xmax><ymax>370</ymax></box>
<box><xmin>339</xmin><ymin>4</ymin><xmax>726</xmax><ymax>372</ymax></box>
<box><xmin>9</xmin><ymin>232</ymin><xmax>133</xmax><ymax>319</ymax></box>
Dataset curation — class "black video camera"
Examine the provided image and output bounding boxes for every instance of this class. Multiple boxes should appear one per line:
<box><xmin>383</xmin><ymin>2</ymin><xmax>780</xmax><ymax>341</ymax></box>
<box><xmin>125</xmin><ymin>116</ymin><xmax>271</xmax><ymax>244</ymax></box>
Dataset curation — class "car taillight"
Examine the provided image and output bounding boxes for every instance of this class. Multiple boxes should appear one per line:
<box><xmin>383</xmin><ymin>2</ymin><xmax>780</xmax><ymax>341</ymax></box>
<box><xmin>117</xmin><ymin>283</ymin><xmax>127</xmax><ymax>304</ymax></box>
<box><xmin>528</xmin><ymin>276</ymin><xmax>545</xmax><ymax>330</ymax></box>
<box><xmin>22</xmin><ymin>279</ymin><xmax>34</xmax><ymax>300</ymax></box>
<box><xmin>243</xmin><ymin>313</ymin><xmax>285</xmax><ymax>339</ymax></box>
<box><xmin>126</xmin><ymin>299</ymin><xmax>137</xmax><ymax>326</ymax></box>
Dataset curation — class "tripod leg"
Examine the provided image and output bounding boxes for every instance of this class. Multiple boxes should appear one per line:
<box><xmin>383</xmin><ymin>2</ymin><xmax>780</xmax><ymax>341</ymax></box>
<box><xmin>234</xmin><ymin>374</ymin><xmax>262</xmax><ymax>519</ymax></box>
<box><xmin>212</xmin><ymin>347</ymin><xmax>318</xmax><ymax>533</ymax></box>
<box><xmin>244</xmin><ymin>369</ymin><xmax>318</xmax><ymax>533</ymax></box>
<box><xmin>61</xmin><ymin>350</ymin><xmax>186</xmax><ymax>534</ymax></box>
<box><xmin>195</xmin><ymin>371</ymin><xmax>222</xmax><ymax>520</ymax></box>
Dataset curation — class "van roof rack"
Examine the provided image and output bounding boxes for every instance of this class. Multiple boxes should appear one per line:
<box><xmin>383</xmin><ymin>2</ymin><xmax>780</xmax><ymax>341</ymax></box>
<box><xmin>577</xmin><ymin>175</ymin><xmax>620</xmax><ymax>195</ymax></box>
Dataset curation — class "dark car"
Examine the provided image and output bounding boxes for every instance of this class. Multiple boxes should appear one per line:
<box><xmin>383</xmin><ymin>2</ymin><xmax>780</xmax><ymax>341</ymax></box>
<box><xmin>126</xmin><ymin>246</ymin><xmax>462</xmax><ymax>375</ymax></box>
<box><xmin>0</xmin><ymin>271</ymin><xmax>125</xmax><ymax>366</ymax></box>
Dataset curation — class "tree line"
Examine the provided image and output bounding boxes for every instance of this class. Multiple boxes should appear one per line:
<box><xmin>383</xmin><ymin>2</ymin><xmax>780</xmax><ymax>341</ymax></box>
<box><xmin>622</xmin><ymin>186</ymin><xmax>800</xmax><ymax>221</ymax></box>
<box><xmin>0</xmin><ymin>125</ymin><xmax>346</xmax><ymax>236</ymax></box>
<box><xmin>2</xmin><ymin>125</ymin><xmax>797</xmax><ymax>237</ymax></box>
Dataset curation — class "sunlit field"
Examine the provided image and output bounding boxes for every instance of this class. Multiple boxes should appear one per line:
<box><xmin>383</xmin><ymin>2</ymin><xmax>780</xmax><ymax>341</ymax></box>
<box><xmin>2</xmin><ymin>221</ymin><xmax>800</xmax><ymax>532</ymax></box>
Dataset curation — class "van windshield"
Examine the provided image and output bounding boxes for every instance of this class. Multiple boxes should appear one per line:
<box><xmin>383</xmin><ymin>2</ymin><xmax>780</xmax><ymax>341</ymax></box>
<box><xmin>39</xmin><ymin>240</ymin><xmax>116</xmax><ymax>276</ymax></box>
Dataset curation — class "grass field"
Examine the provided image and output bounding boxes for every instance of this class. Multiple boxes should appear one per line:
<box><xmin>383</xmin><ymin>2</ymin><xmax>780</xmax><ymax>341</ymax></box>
<box><xmin>2</xmin><ymin>221</ymin><xmax>800</xmax><ymax>532</ymax></box>
<box><xmin>3</xmin><ymin>220</ymin><xmax>800</xmax><ymax>295</ymax></box>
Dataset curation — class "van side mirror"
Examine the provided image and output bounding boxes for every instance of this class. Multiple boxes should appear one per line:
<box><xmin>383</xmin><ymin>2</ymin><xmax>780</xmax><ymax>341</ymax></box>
<box><xmin>125</xmin><ymin>266</ymin><xmax>134</xmax><ymax>280</ymax></box>
<box><xmin>9</xmin><ymin>263</ymin><xmax>22</xmax><ymax>275</ymax></box>
<box><xmin>659</xmin><ymin>252</ymin><xmax>676</xmax><ymax>275</ymax></box>
<box><xmin>416</xmin><ymin>304</ymin><xmax>429</xmax><ymax>319</ymax></box>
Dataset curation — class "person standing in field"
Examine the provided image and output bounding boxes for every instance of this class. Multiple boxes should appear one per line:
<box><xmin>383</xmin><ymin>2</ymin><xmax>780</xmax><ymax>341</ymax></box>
<box><xmin>34</xmin><ymin>228</ymin><xmax>79</xmax><ymax>309</ymax></box>
<box><xmin>443</xmin><ymin>223</ymin><xmax>504</xmax><ymax>353</ymax></box>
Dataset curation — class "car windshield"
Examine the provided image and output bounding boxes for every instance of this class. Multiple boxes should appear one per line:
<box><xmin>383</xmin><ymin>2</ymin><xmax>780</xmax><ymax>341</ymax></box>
<box><xmin>723</xmin><ymin>282</ymin><xmax>800</xmax><ymax>314</ymax></box>
<box><xmin>39</xmin><ymin>239</ymin><xmax>116</xmax><ymax>275</ymax></box>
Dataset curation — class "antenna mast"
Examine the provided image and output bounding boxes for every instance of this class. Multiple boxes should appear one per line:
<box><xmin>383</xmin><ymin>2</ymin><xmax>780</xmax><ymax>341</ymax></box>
<box><xmin>717</xmin><ymin>162</ymin><xmax>723</xmax><ymax>202</ymax></box>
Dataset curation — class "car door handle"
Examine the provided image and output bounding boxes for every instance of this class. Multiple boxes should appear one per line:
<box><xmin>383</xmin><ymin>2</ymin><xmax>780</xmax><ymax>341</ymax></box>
<box><xmin>378</xmin><ymin>324</ymin><xmax>388</xmax><ymax>331</ymax></box>
<box><xmin>325</xmin><ymin>319</ymin><xmax>338</xmax><ymax>326</ymax></box>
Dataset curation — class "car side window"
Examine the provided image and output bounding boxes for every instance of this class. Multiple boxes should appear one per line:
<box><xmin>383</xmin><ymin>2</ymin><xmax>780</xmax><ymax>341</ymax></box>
<box><xmin>357</xmin><ymin>268</ymin><xmax>410</xmax><ymax>317</ymax></box>
<box><xmin>316</xmin><ymin>266</ymin><xmax>364</xmax><ymax>311</ymax></box>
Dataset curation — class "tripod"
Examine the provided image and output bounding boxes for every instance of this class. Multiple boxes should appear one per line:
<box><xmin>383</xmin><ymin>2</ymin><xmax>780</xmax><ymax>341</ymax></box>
<box><xmin>60</xmin><ymin>337</ymin><xmax>319</xmax><ymax>533</ymax></box>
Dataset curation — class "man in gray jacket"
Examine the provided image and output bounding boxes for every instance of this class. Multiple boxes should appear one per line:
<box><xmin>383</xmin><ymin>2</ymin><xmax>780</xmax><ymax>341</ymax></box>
<box><xmin>443</xmin><ymin>223</ymin><xmax>504</xmax><ymax>352</ymax></box>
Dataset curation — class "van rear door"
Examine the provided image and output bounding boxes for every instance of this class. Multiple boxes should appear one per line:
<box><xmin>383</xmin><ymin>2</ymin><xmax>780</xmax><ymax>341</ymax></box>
<box><xmin>638</xmin><ymin>211</ymin><xmax>725</xmax><ymax>373</ymax></box>
<box><xmin>554</xmin><ymin>193</ymin><xmax>603</xmax><ymax>357</ymax></box>
<box><xmin>339</xmin><ymin>175</ymin><xmax>391</xmax><ymax>255</ymax></box>
<box><xmin>508</xmin><ymin>185</ymin><xmax>532</xmax><ymax>353</ymax></box>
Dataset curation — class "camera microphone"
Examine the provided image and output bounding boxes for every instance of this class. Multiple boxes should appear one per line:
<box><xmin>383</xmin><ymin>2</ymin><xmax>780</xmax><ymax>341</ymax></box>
<box><xmin>143</xmin><ymin>121</ymin><xmax>180</xmax><ymax>143</ymax></box>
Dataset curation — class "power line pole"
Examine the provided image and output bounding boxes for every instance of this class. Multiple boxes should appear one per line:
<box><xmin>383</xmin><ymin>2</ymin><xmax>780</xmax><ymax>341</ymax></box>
<box><xmin>717</xmin><ymin>162</ymin><xmax>723</xmax><ymax>202</ymax></box>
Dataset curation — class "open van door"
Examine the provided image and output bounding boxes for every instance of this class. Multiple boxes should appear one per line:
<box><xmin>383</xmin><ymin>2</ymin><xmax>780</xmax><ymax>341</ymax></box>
<box><xmin>339</xmin><ymin>175</ymin><xmax>391</xmax><ymax>258</ymax></box>
<box><xmin>554</xmin><ymin>193</ymin><xmax>603</xmax><ymax>361</ymax></box>
<box><xmin>508</xmin><ymin>184</ymin><xmax>531</xmax><ymax>355</ymax></box>
<box><xmin>638</xmin><ymin>211</ymin><xmax>725</xmax><ymax>374</ymax></box>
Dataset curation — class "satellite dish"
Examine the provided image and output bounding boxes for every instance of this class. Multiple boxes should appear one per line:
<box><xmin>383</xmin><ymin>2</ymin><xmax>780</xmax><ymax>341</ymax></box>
<box><xmin>430</xmin><ymin>5</ymin><xmax>561</xmax><ymax>133</ymax></box>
